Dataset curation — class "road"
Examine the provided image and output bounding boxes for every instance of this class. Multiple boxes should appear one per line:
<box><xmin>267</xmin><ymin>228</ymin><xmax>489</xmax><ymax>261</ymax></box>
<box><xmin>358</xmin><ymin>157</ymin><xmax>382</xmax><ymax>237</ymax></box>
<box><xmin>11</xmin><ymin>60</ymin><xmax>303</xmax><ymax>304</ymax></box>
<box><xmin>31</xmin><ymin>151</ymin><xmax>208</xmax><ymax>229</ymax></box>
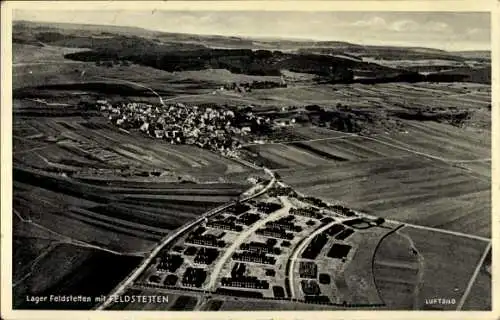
<box><xmin>206</xmin><ymin>196</ymin><xmax>292</xmax><ymax>291</ymax></box>
<box><xmin>96</xmin><ymin>167</ymin><xmax>276</xmax><ymax>310</ymax></box>
<box><xmin>92</xmin><ymin>76</ymin><xmax>216</xmax><ymax>108</ymax></box>
<box><xmin>456</xmin><ymin>241</ymin><xmax>491</xmax><ymax>310</ymax></box>
<box><xmin>242</xmin><ymin>130</ymin><xmax>490</xmax><ymax>164</ymax></box>
<box><xmin>287</xmin><ymin>220</ymin><xmax>338</xmax><ymax>300</ymax></box>
<box><xmin>13</xmin><ymin>209</ymin><xmax>145</xmax><ymax>257</ymax></box>
<box><xmin>25</xmin><ymin>98</ymin><xmax>71</xmax><ymax>107</ymax></box>
<box><xmin>241</xmin><ymin>134</ymin><xmax>352</xmax><ymax>147</ymax></box>
<box><xmin>14</xmin><ymin>62</ymin><xmax>492</xmax><ymax>309</ymax></box>
<box><xmin>395</xmin><ymin>229</ymin><xmax>425</xmax><ymax>310</ymax></box>
<box><xmin>391</xmin><ymin>221</ymin><xmax>490</xmax><ymax>243</ymax></box>
<box><xmin>93</xmin><ymin>76</ymin><xmax>168</xmax><ymax>107</ymax></box>
<box><xmin>13</xmin><ymin>61</ymin><xmax>85</xmax><ymax>67</ymax></box>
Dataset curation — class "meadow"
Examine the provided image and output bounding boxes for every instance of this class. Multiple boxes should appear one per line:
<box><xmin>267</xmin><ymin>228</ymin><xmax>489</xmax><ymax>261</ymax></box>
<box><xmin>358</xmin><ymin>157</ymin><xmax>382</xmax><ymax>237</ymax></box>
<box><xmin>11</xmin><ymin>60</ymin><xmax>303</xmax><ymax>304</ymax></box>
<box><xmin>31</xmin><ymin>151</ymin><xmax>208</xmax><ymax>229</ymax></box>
<box><xmin>372</xmin><ymin>230</ymin><xmax>420</xmax><ymax>309</ymax></box>
<box><xmin>277</xmin><ymin>156</ymin><xmax>490</xmax><ymax>238</ymax></box>
<box><xmin>398</xmin><ymin>226</ymin><xmax>489</xmax><ymax>310</ymax></box>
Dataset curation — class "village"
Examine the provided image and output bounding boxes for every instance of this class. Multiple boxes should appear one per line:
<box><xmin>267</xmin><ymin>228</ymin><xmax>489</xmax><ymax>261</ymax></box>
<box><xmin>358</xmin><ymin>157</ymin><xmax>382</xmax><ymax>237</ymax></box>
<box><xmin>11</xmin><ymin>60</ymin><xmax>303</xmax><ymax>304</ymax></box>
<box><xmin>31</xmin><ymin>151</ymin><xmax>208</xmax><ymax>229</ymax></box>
<box><xmin>95</xmin><ymin>99</ymin><xmax>286</xmax><ymax>155</ymax></box>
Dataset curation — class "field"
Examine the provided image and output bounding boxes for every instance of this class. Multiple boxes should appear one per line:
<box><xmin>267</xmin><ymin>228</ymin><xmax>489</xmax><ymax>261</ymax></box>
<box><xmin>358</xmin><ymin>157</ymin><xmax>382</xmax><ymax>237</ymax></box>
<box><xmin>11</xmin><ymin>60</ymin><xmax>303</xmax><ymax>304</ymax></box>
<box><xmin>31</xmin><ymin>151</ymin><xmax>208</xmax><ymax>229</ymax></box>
<box><xmin>292</xmin><ymin>136</ymin><xmax>415</xmax><ymax>162</ymax></box>
<box><xmin>461</xmin><ymin>247</ymin><xmax>491</xmax><ymax>310</ymax></box>
<box><xmin>11</xmin><ymin>20</ymin><xmax>491</xmax><ymax>311</ymax></box>
<box><xmin>218</xmin><ymin>298</ymin><xmax>348</xmax><ymax>311</ymax></box>
<box><xmin>243</xmin><ymin>144</ymin><xmax>332</xmax><ymax>169</ymax></box>
<box><xmin>13</xmin><ymin>43</ymin><xmax>282</xmax><ymax>95</ymax></box>
<box><xmin>13</xmin><ymin>43</ymin><xmax>90</xmax><ymax>64</ymax></box>
<box><xmin>247</xmin><ymin>120</ymin><xmax>489</xmax><ymax>166</ymax></box>
<box><xmin>13</xmin><ymin>116</ymin><xmax>250</xmax><ymax>175</ymax></box>
<box><xmin>374</xmin><ymin>121</ymin><xmax>490</xmax><ymax>161</ymax></box>
<box><xmin>397</xmin><ymin>226</ymin><xmax>490</xmax><ymax>310</ymax></box>
<box><xmin>13</xmin><ymin>243</ymin><xmax>141</xmax><ymax>310</ymax></box>
<box><xmin>372</xmin><ymin>229</ymin><xmax>420</xmax><ymax>309</ymax></box>
<box><xmin>13</xmin><ymin>168</ymin><xmax>246</xmax><ymax>254</ymax></box>
<box><xmin>339</xmin><ymin>227</ymin><xmax>393</xmax><ymax>305</ymax></box>
<box><xmin>13</xmin><ymin>236</ymin><xmax>57</xmax><ymax>284</ymax></box>
<box><xmin>278</xmin><ymin>155</ymin><xmax>490</xmax><ymax>238</ymax></box>
<box><xmin>239</xmin><ymin>82</ymin><xmax>490</xmax><ymax>113</ymax></box>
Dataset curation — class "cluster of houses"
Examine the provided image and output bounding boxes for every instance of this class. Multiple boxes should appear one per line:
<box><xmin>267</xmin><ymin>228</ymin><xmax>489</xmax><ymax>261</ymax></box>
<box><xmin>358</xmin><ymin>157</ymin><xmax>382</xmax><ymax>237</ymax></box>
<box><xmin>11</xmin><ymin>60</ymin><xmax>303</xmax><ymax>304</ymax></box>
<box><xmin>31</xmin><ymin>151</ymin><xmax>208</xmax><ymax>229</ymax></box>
<box><xmin>95</xmin><ymin>100</ymin><xmax>271</xmax><ymax>154</ymax></box>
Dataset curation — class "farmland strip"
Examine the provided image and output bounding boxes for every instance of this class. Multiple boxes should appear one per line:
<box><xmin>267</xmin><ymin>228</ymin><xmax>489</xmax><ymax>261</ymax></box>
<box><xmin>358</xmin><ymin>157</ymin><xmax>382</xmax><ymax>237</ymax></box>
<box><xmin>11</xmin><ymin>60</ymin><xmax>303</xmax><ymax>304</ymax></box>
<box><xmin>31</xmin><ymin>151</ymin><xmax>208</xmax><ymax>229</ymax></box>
<box><xmin>62</xmin><ymin>209</ymin><xmax>162</xmax><ymax>241</ymax></box>
<box><xmin>70</xmin><ymin>206</ymin><xmax>169</xmax><ymax>235</ymax></box>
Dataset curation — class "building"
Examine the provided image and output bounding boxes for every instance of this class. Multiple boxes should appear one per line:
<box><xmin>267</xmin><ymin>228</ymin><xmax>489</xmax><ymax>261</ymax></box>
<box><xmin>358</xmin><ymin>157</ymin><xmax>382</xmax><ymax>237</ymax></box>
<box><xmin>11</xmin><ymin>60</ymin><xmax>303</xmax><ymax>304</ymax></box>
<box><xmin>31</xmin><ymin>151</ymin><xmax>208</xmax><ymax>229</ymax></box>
<box><xmin>157</xmin><ymin>254</ymin><xmax>184</xmax><ymax>273</ymax></box>
<box><xmin>290</xmin><ymin>207</ymin><xmax>323</xmax><ymax>220</ymax></box>
<box><xmin>232</xmin><ymin>251</ymin><xmax>276</xmax><ymax>265</ymax></box>
<box><xmin>221</xmin><ymin>276</ymin><xmax>269</xmax><ymax>289</ymax></box>
<box><xmin>182</xmin><ymin>267</ymin><xmax>207</xmax><ymax>288</ymax></box>
<box><xmin>301</xmin><ymin>280</ymin><xmax>321</xmax><ymax>296</ymax></box>
<box><xmin>238</xmin><ymin>213</ymin><xmax>261</xmax><ymax>226</ymax></box>
<box><xmin>256</xmin><ymin>227</ymin><xmax>294</xmax><ymax>240</ymax></box>
<box><xmin>186</xmin><ymin>234</ymin><xmax>226</xmax><ymax>248</ymax></box>
<box><xmin>301</xmin><ymin>233</ymin><xmax>328</xmax><ymax>260</ymax></box>
<box><xmin>231</xmin><ymin>262</ymin><xmax>247</xmax><ymax>278</ymax></box>
<box><xmin>265</xmin><ymin>221</ymin><xmax>302</xmax><ymax>232</ymax></box>
<box><xmin>299</xmin><ymin>261</ymin><xmax>318</xmax><ymax>279</ymax></box>
<box><xmin>194</xmin><ymin>247</ymin><xmax>220</xmax><ymax>265</ymax></box>
<box><xmin>206</xmin><ymin>220</ymin><xmax>243</xmax><ymax>232</ymax></box>
<box><xmin>240</xmin><ymin>241</ymin><xmax>281</xmax><ymax>255</ymax></box>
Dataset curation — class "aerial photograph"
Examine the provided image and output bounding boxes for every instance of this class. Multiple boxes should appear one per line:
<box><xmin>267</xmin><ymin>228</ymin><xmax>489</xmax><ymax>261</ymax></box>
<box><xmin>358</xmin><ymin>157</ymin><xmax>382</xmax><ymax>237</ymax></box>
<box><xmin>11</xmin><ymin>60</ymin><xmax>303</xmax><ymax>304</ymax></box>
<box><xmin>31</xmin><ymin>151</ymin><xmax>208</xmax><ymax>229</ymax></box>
<box><xmin>11</xmin><ymin>9</ymin><xmax>491</xmax><ymax>311</ymax></box>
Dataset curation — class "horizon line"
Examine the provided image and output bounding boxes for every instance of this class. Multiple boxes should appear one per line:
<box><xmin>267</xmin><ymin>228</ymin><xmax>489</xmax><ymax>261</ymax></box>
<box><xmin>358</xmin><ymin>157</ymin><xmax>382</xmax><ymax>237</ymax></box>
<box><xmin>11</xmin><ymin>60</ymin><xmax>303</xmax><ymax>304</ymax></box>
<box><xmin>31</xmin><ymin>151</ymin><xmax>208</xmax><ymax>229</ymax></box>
<box><xmin>13</xmin><ymin>18</ymin><xmax>491</xmax><ymax>52</ymax></box>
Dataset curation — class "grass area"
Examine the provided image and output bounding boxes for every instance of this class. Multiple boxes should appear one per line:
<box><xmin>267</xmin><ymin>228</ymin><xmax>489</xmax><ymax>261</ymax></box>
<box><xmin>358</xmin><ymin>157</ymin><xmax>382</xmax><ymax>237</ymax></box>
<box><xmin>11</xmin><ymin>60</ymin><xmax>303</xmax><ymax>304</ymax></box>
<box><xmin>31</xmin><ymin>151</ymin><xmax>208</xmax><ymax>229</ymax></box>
<box><xmin>14</xmin><ymin>243</ymin><xmax>142</xmax><ymax>310</ymax></box>
<box><xmin>13</xmin><ymin>115</ymin><xmax>251</xmax><ymax>175</ymax></box>
<box><xmin>13</xmin><ymin>169</ymin><xmax>245</xmax><ymax>253</ymax></box>
<box><xmin>278</xmin><ymin>156</ymin><xmax>491</xmax><ymax>238</ymax></box>
<box><xmin>372</xmin><ymin>231</ymin><xmax>420</xmax><ymax>309</ymax></box>
<box><xmin>461</xmin><ymin>247</ymin><xmax>491</xmax><ymax>310</ymax></box>
<box><xmin>375</xmin><ymin>121</ymin><xmax>490</xmax><ymax>161</ymax></box>
<box><xmin>340</xmin><ymin>227</ymin><xmax>391</xmax><ymax>305</ymax></box>
<box><xmin>13</xmin><ymin>43</ymin><xmax>89</xmax><ymax>64</ymax></box>
<box><xmin>244</xmin><ymin>144</ymin><xmax>332</xmax><ymax>169</ymax></box>
<box><xmin>13</xmin><ymin>236</ymin><xmax>57</xmax><ymax>284</ymax></box>
<box><xmin>219</xmin><ymin>299</ymin><xmax>338</xmax><ymax>311</ymax></box>
<box><xmin>399</xmin><ymin>226</ymin><xmax>489</xmax><ymax>310</ymax></box>
<box><xmin>296</xmin><ymin>136</ymin><xmax>414</xmax><ymax>161</ymax></box>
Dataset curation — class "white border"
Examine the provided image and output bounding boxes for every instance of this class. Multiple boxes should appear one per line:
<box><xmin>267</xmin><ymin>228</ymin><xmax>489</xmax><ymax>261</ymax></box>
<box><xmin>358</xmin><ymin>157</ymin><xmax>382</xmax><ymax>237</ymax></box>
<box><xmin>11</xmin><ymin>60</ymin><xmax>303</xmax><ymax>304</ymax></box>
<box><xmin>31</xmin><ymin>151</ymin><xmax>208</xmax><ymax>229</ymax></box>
<box><xmin>1</xmin><ymin>1</ymin><xmax>498</xmax><ymax>320</ymax></box>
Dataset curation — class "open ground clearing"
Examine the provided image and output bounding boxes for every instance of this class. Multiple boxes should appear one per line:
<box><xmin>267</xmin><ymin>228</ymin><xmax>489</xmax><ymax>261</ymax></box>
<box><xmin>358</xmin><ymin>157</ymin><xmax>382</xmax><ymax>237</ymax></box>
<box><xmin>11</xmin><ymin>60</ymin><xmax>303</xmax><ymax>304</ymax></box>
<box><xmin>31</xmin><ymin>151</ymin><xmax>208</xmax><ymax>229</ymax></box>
<box><xmin>339</xmin><ymin>227</ymin><xmax>393</xmax><ymax>305</ymax></box>
<box><xmin>218</xmin><ymin>298</ymin><xmax>357</xmax><ymax>311</ymax></box>
<box><xmin>294</xmin><ymin>136</ymin><xmax>414</xmax><ymax>161</ymax></box>
<box><xmin>13</xmin><ymin>43</ymin><xmax>89</xmax><ymax>64</ymax></box>
<box><xmin>244</xmin><ymin>144</ymin><xmax>332</xmax><ymax>169</ymax></box>
<box><xmin>13</xmin><ymin>243</ymin><xmax>141</xmax><ymax>310</ymax></box>
<box><xmin>13</xmin><ymin>170</ymin><xmax>245</xmax><ymax>253</ymax></box>
<box><xmin>372</xmin><ymin>230</ymin><xmax>420</xmax><ymax>309</ymax></box>
<box><xmin>375</xmin><ymin>121</ymin><xmax>490</xmax><ymax>161</ymax></box>
<box><xmin>13</xmin><ymin>115</ymin><xmax>250</xmax><ymax>175</ymax></box>
<box><xmin>13</xmin><ymin>236</ymin><xmax>58</xmax><ymax>284</ymax></box>
<box><xmin>239</xmin><ymin>82</ymin><xmax>490</xmax><ymax>112</ymax></box>
<box><xmin>398</xmin><ymin>226</ymin><xmax>490</xmax><ymax>310</ymax></box>
<box><xmin>277</xmin><ymin>156</ymin><xmax>490</xmax><ymax>238</ymax></box>
<box><xmin>12</xmin><ymin>32</ymin><xmax>491</xmax><ymax>311</ymax></box>
<box><xmin>461</xmin><ymin>247</ymin><xmax>491</xmax><ymax>310</ymax></box>
<box><xmin>13</xmin><ymin>44</ymin><xmax>281</xmax><ymax>95</ymax></box>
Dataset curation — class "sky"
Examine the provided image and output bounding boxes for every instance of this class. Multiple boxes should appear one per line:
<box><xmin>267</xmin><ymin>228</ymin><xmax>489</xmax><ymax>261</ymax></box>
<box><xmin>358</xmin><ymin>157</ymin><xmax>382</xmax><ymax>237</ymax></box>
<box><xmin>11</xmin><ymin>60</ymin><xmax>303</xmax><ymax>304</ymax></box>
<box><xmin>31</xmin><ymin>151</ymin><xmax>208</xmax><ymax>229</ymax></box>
<box><xmin>14</xmin><ymin>10</ymin><xmax>490</xmax><ymax>51</ymax></box>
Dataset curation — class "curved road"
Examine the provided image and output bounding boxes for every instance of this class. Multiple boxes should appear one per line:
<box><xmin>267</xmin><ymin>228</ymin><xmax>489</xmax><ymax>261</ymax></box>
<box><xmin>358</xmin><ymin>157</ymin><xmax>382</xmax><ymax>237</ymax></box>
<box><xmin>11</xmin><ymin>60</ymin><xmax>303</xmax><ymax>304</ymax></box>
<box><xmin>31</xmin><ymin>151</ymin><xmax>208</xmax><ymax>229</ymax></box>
<box><xmin>82</xmin><ymin>75</ymin><xmax>490</xmax><ymax>308</ymax></box>
<box><xmin>93</xmin><ymin>76</ymin><xmax>216</xmax><ymax>108</ymax></box>
<box><xmin>206</xmin><ymin>196</ymin><xmax>292</xmax><ymax>291</ymax></box>
<box><xmin>287</xmin><ymin>220</ymin><xmax>338</xmax><ymax>300</ymax></box>
<box><xmin>96</xmin><ymin>168</ymin><xmax>275</xmax><ymax>310</ymax></box>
